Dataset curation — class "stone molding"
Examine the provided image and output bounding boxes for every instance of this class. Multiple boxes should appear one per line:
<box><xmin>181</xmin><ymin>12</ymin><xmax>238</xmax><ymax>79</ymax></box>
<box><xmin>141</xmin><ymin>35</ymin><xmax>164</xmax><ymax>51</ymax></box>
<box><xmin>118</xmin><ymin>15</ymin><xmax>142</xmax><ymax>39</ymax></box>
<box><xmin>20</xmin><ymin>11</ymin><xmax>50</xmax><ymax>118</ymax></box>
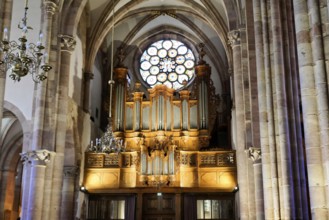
<box><xmin>44</xmin><ymin>0</ymin><xmax>58</xmax><ymax>15</ymax></box>
<box><xmin>248</xmin><ymin>147</ymin><xmax>262</xmax><ymax>163</ymax></box>
<box><xmin>20</xmin><ymin>150</ymin><xmax>52</xmax><ymax>165</ymax></box>
<box><xmin>59</xmin><ymin>35</ymin><xmax>76</xmax><ymax>52</ymax></box>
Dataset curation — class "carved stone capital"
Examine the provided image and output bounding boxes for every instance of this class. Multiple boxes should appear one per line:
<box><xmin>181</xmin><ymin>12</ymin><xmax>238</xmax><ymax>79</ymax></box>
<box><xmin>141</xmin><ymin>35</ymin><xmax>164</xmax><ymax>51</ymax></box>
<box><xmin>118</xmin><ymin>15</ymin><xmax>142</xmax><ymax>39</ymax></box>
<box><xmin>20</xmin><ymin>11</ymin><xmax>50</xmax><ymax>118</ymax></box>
<box><xmin>44</xmin><ymin>0</ymin><xmax>58</xmax><ymax>15</ymax></box>
<box><xmin>228</xmin><ymin>30</ymin><xmax>241</xmax><ymax>47</ymax></box>
<box><xmin>20</xmin><ymin>150</ymin><xmax>52</xmax><ymax>165</ymax></box>
<box><xmin>248</xmin><ymin>147</ymin><xmax>262</xmax><ymax>163</ymax></box>
<box><xmin>59</xmin><ymin>35</ymin><xmax>76</xmax><ymax>52</ymax></box>
<box><xmin>63</xmin><ymin>166</ymin><xmax>79</xmax><ymax>177</ymax></box>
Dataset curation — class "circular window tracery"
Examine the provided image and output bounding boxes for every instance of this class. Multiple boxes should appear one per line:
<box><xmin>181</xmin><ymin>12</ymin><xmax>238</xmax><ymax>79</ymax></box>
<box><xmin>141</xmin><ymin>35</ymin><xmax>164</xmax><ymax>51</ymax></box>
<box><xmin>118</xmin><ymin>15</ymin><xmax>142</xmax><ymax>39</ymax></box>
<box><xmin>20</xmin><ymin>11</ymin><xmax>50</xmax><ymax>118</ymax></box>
<box><xmin>139</xmin><ymin>39</ymin><xmax>195</xmax><ymax>90</ymax></box>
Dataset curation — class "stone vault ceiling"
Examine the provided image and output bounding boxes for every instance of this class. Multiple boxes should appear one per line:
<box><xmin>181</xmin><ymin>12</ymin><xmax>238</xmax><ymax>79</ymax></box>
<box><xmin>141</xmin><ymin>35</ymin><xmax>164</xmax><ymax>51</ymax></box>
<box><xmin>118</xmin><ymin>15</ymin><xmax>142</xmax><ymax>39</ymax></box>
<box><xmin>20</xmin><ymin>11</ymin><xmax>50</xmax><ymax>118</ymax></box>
<box><xmin>86</xmin><ymin>0</ymin><xmax>242</xmax><ymax>94</ymax></box>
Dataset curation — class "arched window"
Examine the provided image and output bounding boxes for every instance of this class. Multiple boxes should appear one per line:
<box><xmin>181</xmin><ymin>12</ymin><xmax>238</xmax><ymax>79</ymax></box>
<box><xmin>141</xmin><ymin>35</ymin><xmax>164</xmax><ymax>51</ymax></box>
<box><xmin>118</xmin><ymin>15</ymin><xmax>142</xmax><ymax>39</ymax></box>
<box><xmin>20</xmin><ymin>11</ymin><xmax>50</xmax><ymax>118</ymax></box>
<box><xmin>139</xmin><ymin>39</ymin><xmax>195</xmax><ymax>90</ymax></box>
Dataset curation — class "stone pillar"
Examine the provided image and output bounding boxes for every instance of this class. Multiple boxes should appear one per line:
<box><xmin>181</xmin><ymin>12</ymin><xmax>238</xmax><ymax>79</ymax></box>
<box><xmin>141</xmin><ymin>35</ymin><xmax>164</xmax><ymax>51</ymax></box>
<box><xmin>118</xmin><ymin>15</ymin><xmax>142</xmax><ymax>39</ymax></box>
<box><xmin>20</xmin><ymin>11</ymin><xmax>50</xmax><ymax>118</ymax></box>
<box><xmin>308</xmin><ymin>0</ymin><xmax>329</xmax><ymax>210</ymax></box>
<box><xmin>31</xmin><ymin>0</ymin><xmax>57</xmax><ymax>150</ymax></box>
<box><xmin>252</xmin><ymin>0</ymin><xmax>274</xmax><ymax>218</ymax></box>
<box><xmin>228</xmin><ymin>29</ymin><xmax>250</xmax><ymax>219</ymax></box>
<box><xmin>20</xmin><ymin>150</ymin><xmax>51</xmax><ymax>220</ymax></box>
<box><xmin>83</xmin><ymin>72</ymin><xmax>94</xmax><ymax>112</ymax></box>
<box><xmin>248</xmin><ymin>147</ymin><xmax>264</xmax><ymax>220</ymax></box>
<box><xmin>293</xmin><ymin>0</ymin><xmax>328</xmax><ymax>219</ymax></box>
<box><xmin>61</xmin><ymin>166</ymin><xmax>79</xmax><ymax>220</ymax></box>
<box><xmin>259</xmin><ymin>0</ymin><xmax>281</xmax><ymax>218</ymax></box>
<box><xmin>269</xmin><ymin>0</ymin><xmax>296</xmax><ymax>218</ymax></box>
<box><xmin>49</xmin><ymin>35</ymin><xmax>76</xmax><ymax>220</ymax></box>
<box><xmin>41</xmin><ymin>151</ymin><xmax>56</xmax><ymax>220</ymax></box>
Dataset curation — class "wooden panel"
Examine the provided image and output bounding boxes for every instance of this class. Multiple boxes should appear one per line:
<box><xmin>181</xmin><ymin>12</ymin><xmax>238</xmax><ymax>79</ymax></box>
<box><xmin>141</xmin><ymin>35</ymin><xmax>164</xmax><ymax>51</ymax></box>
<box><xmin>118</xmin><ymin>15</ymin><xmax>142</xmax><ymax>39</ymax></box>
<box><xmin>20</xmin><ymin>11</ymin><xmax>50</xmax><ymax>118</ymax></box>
<box><xmin>143</xmin><ymin>194</ymin><xmax>175</xmax><ymax>219</ymax></box>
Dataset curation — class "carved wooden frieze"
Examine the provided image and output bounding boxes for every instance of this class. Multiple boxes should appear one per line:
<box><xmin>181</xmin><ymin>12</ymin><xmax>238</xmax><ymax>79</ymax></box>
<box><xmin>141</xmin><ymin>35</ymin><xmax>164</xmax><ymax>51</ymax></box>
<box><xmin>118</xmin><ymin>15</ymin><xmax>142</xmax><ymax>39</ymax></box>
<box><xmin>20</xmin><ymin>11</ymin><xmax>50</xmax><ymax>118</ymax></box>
<box><xmin>86</xmin><ymin>154</ymin><xmax>104</xmax><ymax>168</ymax></box>
<box><xmin>104</xmin><ymin>154</ymin><xmax>119</xmax><ymax>167</ymax></box>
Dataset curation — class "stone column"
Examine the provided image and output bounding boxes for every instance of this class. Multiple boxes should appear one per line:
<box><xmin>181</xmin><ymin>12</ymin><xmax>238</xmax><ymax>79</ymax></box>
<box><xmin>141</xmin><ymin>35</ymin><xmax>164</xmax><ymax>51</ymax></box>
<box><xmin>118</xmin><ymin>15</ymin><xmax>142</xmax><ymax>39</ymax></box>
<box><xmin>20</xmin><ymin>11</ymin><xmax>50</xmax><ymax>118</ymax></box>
<box><xmin>31</xmin><ymin>1</ymin><xmax>57</xmax><ymax>150</ymax></box>
<box><xmin>49</xmin><ymin>35</ymin><xmax>76</xmax><ymax>220</ymax></box>
<box><xmin>248</xmin><ymin>147</ymin><xmax>264</xmax><ymax>220</ymax></box>
<box><xmin>293</xmin><ymin>0</ymin><xmax>328</xmax><ymax>219</ymax></box>
<box><xmin>228</xmin><ymin>29</ymin><xmax>250</xmax><ymax>219</ymax></box>
<box><xmin>308</xmin><ymin>0</ymin><xmax>329</xmax><ymax>209</ymax></box>
<box><xmin>20</xmin><ymin>150</ymin><xmax>51</xmax><ymax>220</ymax></box>
<box><xmin>270</xmin><ymin>0</ymin><xmax>297</xmax><ymax>218</ymax></box>
<box><xmin>61</xmin><ymin>166</ymin><xmax>79</xmax><ymax>220</ymax></box>
<box><xmin>259</xmin><ymin>0</ymin><xmax>281</xmax><ymax>218</ymax></box>
<box><xmin>82</xmin><ymin>72</ymin><xmax>94</xmax><ymax>112</ymax></box>
<box><xmin>252</xmin><ymin>0</ymin><xmax>274</xmax><ymax>218</ymax></box>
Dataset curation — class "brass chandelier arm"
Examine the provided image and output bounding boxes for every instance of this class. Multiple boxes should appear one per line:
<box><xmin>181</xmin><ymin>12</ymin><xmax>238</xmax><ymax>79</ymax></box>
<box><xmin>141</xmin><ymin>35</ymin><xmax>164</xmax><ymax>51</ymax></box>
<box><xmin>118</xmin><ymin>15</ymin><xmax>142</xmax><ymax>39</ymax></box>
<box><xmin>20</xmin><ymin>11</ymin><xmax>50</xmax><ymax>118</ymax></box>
<box><xmin>0</xmin><ymin>2</ymin><xmax>52</xmax><ymax>82</ymax></box>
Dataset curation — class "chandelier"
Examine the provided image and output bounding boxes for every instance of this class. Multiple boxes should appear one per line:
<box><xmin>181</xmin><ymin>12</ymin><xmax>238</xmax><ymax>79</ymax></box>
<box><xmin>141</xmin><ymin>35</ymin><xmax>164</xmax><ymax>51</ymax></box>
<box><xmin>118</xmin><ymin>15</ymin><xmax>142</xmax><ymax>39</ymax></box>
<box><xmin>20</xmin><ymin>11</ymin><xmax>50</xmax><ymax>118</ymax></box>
<box><xmin>0</xmin><ymin>1</ymin><xmax>52</xmax><ymax>82</ymax></box>
<box><xmin>88</xmin><ymin>120</ymin><xmax>126</xmax><ymax>154</ymax></box>
<box><xmin>88</xmin><ymin>4</ymin><xmax>124</xmax><ymax>154</ymax></box>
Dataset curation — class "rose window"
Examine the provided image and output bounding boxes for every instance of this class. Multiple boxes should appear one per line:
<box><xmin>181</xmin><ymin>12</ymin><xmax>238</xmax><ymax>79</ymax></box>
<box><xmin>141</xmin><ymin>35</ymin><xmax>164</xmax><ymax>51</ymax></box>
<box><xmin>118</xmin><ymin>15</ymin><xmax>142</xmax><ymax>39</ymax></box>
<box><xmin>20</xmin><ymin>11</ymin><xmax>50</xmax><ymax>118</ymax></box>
<box><xmin>140</xmin><ymin>39</ymin><xmax>195</xmax><ymax>90</ymax></box>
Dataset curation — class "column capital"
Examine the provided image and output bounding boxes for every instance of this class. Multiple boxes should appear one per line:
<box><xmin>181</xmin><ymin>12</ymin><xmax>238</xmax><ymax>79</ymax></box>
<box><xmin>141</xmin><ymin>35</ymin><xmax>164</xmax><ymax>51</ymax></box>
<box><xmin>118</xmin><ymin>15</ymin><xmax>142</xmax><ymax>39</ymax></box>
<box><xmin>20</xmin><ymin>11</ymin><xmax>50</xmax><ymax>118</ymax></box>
<box><xmin>63</xmin><ymin>166</ymin><xmax>79</xmax><ymax>177</ymax></box>
<box><xmin>228</xmin><ymin>30</ymin><xmax>241</xmax><ymax>47</ymax></box>
<box><xmin>20</xmin><ymin>150</ymin><xmax>52</xmax><ymax>165</ymax></box>
<box><xmin>59</xmin><ymin>35</ymin><xmax>76</xmax><ymax>52</ymax></box>
<box><xmin>247</xmin><ymin>147</ymin><xmax>262</xmax><ymax>163</ymax></box>
<box><xmin>44</xmin><ymin>0</ymin><xmax>58</xmax><ymax>15</ymax></box>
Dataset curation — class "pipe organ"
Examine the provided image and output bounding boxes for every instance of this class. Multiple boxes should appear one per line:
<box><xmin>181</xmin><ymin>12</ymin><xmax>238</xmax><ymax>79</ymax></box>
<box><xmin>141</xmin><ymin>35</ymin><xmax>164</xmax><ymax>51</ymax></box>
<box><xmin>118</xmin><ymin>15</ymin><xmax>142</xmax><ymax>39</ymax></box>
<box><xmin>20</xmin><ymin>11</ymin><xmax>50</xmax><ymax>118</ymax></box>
<box><xmin>84</xmin><ymin>57</ymin><xmax>236</xmax><ymax>193</ymax></box>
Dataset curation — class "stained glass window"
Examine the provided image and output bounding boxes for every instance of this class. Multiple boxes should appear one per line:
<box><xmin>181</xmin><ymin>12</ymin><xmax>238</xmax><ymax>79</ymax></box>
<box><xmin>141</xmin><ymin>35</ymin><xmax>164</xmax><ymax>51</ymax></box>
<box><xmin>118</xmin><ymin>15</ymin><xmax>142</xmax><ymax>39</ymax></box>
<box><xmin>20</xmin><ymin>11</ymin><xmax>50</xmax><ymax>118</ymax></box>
<box><xmin>140</xmin><ymin>39</ymin><xmax>195</xmax><ymax>90</ymax></box>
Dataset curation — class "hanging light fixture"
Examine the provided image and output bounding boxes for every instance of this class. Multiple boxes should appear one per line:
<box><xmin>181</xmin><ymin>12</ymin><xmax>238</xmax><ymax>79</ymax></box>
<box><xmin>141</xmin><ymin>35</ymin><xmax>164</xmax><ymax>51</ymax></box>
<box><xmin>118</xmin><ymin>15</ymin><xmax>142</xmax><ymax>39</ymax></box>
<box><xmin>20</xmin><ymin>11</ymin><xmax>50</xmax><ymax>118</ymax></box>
<box><xmin>0</xmin><ymin>0</ymin><xmax>51</xmax><ymax>82</ymax></box>
<box><xmin>88</xmin><ymin>4</ymin><xmax>125</xmax><ymax>154</ymax></box>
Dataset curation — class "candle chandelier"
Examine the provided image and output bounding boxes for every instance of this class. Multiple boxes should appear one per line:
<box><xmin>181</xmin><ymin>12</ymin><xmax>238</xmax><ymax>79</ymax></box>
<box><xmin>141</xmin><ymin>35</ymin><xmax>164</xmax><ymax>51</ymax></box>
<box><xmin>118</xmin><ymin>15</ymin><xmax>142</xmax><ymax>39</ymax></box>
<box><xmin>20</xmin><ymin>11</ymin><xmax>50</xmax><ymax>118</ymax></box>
<box><xmin>88</xmin><ymin>4</ymin><xmax>125</xmax><ymax>154</ymax></box>
<box><xmin>0</xmin><ymin>0</ymin><xmax>51</xmax><ymax>82</ymax></box>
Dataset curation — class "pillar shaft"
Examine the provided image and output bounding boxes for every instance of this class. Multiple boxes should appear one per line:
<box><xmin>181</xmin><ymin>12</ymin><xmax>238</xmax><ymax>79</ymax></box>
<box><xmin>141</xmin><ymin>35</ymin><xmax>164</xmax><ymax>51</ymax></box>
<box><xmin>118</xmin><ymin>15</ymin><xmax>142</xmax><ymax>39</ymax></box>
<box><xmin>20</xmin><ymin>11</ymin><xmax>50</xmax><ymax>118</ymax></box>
<box><xmin>269</xmin><ymin>0</ymin><xmax>296</xmax><ymax>218</ymax></box>
<box><xmin>228</xmin><ymin>29</ymin><xmax>250</xmax><ymax>219</ymax></box>
<box><xmin>83</xmin><ymin>72</ymin><xmax>93</xmax><ymax>112</ymax></box>
<box><xmin>48</xmin><ymin>35</ymin><xmax>76</xmax><ymax>220</ymax></box>
<box><xmin>252</xmin><ymin>0</ymin><xmax>274</xmax><ymax>218</ymax></box>
<box><xmin>293</xmin><ymin>0</ymin><xmax>328</xmax><ymax>218</ymax></box>
<box><xmin>60</xmin><ymin>166</ymin><xmax>78</xmax><ymax>220</ymax></box>
<box><xmin>307</xmin><ymin>0</ymin><xmax>329</xmax><ymax>209</ymax></box>
<box><xmin>31</xmin><ymin>1</ymin><xmax>57</xmax><ymax>151</ymax></box>
<box><xmin>248</xmin><ymin>148</ymin><xmax>264</xmax><ymax>220</ymax></box>
<box><xmin>20</xmin><ymin>150</ymin><xmax>51</xmax><ymax>220</ymax></box>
